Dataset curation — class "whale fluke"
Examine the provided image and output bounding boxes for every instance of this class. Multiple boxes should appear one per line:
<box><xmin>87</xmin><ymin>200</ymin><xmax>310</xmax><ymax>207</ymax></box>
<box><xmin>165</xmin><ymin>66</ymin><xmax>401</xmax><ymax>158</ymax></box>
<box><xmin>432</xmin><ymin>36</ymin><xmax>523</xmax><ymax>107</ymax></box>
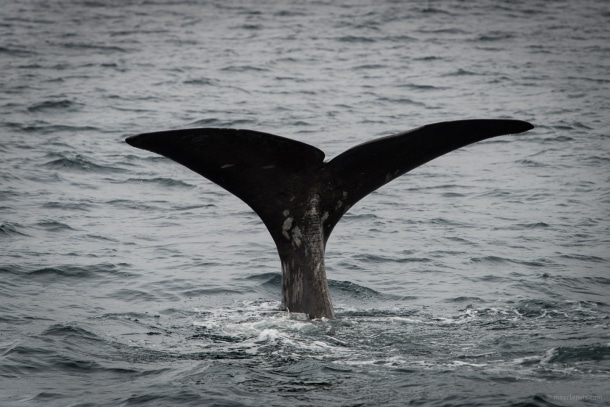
<box><xmin>126</xmin><ymin>119</ymin><xmax>534</xmax><ymax>319</ymax></box>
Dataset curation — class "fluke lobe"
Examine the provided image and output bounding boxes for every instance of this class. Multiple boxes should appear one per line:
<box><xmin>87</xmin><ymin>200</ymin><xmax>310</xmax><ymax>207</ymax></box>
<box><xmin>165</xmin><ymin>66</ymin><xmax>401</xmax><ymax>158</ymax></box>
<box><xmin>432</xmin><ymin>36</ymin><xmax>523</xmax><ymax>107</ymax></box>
<box><xmin>126</xmin><ymin>119</ymin><xmax>534</xmax><ymax>319</ymax></box>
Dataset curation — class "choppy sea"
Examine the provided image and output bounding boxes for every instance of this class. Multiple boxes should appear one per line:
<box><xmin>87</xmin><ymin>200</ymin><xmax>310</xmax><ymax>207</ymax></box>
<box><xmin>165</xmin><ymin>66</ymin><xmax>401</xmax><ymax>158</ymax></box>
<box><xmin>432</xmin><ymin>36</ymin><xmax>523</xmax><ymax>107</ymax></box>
<box><xmin>1</xmin><ymin>1</ymin><xmax>609</xmax><ymax>406</ymax></box>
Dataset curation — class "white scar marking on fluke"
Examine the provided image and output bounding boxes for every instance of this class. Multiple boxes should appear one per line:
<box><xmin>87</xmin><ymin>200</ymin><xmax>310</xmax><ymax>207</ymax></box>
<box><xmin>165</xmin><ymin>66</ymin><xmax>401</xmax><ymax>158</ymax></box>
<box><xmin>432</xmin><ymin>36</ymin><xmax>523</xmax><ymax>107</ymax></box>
<box><xmin>282</xmin><ymin>217</ymin><xmax>293</xmax><ymax>240</ymax></box>
<box><xmin>283</xmin><ymin>210</ymin><xmax>290</xmax><ymax>217</ymax></box>
<box><xmin>336</xmin><ymin>191</ymin><xmax>348</xmax><ymax>209</ymax></box>
<box><xmin>220</xmin><ymin>164</ymin><xmax>234</xmax><ymax>169</ymax></box>
<box><xmin>262</xmin><ymin>164</ymin><xmax>276</xmax><ymax>169</ymax></box>
<box><xmin>321</xmin><ymin>211</ymin><xmax>329</xmax><ymax>223</ymax></box>
<box><xmin>291</xmin><ymin>226</ymin><xmax>302</xmax><ymax>248</ymax></box>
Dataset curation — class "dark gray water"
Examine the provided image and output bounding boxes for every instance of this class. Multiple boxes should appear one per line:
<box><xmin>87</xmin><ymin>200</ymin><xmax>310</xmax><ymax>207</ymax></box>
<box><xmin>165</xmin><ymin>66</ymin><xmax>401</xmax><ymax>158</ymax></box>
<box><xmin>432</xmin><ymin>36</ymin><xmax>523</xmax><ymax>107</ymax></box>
<box><xmin>1</xmin><ymin>1</ymin><xmax>609</xmax><ymax>406</ymax></box>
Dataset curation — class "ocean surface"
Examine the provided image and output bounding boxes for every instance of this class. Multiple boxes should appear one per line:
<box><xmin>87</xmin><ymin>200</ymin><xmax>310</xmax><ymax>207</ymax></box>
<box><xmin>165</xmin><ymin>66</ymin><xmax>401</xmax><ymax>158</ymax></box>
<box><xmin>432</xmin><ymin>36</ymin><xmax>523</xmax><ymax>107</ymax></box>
<box><xmin>1</xmin><ymin>1</ymin><xmax>609</xmax><ymax>406</ymax></box>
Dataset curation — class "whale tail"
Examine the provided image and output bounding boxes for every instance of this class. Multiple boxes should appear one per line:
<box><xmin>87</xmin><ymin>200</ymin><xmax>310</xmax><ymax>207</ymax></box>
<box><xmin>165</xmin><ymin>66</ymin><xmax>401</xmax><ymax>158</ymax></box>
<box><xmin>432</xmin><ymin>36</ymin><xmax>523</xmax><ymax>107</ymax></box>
<box><xmin>126</xmin><ymin>119</ymin><xmax>534</xmax><ymax>318</ymax></box>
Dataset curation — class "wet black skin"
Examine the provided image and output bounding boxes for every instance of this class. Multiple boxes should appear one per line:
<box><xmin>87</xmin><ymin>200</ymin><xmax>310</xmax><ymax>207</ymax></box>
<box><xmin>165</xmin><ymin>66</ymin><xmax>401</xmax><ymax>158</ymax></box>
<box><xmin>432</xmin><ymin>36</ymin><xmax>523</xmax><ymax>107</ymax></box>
<box><xmin>126</xmin><ymin>119</ymin><xmax>534</xmax><ymax>319</ymax></box>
